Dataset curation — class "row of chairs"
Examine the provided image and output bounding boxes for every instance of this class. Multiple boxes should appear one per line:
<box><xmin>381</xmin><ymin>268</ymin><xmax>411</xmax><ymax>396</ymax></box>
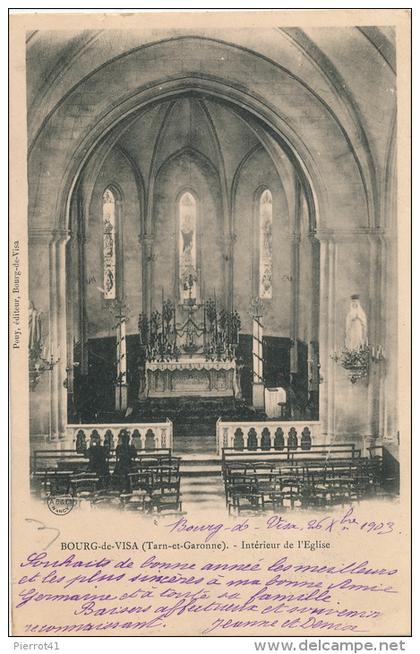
<box><xmin>34</xmin><ymin>456</ymin><xmax>183</xmax><ymax>514</ymax></box>
<box><xmin>32</xmin><ymin>448</ymin><xmax>174</xmax><ymax>477</ymax></box>
<box><xmin>223</xmin><ymin>458</ymin><xmax>381</xmax><ymax>514</ymax></box>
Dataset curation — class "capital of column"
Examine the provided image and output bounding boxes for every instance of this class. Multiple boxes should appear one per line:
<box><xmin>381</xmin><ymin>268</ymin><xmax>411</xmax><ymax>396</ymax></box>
<box><xmin>51</xmin><ymin>228</ymin><xmax>71</xmax><ymax>246</ymax></box>
<box><xmin>141</xmin><ymin>234</ymin><xmax>155</xmax><ymax>261</ymax></box>
<box><xmin>314</xmin><ymin>227</ymin><xmax>387</xmax><ymax>244</ymax></box>
<box><xmin>311</xmin><ymin>228</ymin><xmax>335</xmax><ymax>243</ymax></box>
<box><xmin>288</xmin><ymin>232</ymin><xmax>301</xmax><ymax>244</ymax></box>
<box><xmin>29</xmin><ymin>227</ymin><xmax>56</xmax><ymax>245</ymax></box>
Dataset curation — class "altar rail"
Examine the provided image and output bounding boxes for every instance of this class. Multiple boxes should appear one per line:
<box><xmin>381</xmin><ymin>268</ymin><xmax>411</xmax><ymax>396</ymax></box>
<box><xmin>216</xmin><ymin>419</ymin><xmax>322</xmax><ymax>454</ymax></box>
<box><xmin>66</xmin><ymin>421</ymin><xmax>173</xmax><ymax>451</ymax></box>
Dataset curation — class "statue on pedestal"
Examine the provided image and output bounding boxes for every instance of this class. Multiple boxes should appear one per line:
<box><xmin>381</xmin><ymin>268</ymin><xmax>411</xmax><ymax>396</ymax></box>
<box><xmin>28</xmin><ymin>301</ymin><xmax>42</xmax><ymax>359</ymax></box>
<box><xmin>345</xmin><ymin>294</ymin><xmax>368</xmax><ymax>351</ymax></box>
<box><xmin>331</xmin><ymin>294</ymin><xmax>370</xmax><ymax>383</ymax></box>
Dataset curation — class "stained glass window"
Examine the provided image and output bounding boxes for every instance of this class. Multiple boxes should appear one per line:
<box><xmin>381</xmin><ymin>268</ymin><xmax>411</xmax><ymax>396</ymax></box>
<box><xmin>179</xmin><ymin>192</ymin><xmax>198</xmax><ymax>303</ymax></box>
<box><xmin>259</xmin><ymin>189</ymin><xmax>273</xmax><ymax>299</ymax></box>
<box><xmin>103</xmin><ymin>188</ymin><xmax>116</xmax><ymax>300</ymax></box>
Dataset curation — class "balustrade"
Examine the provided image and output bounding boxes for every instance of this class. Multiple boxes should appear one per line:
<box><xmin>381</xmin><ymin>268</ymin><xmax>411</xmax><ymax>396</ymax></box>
<box><xmin>67</xmin><ymin>420</ymin><xmax>173</xmax><ymax>452</ymax></box>
<box><xmin>216</xmin><ymin>419</ymin><xmax>322</xmax><ymax>454</ymax></box>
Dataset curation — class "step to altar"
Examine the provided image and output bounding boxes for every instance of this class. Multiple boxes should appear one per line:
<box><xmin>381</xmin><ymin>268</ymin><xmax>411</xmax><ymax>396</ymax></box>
<box><xmin>173</xmin><ymin>432</ymin><xmax>217</xmax><ymax>454</ymax></box>
<box><xmin>178</xmin><ymin>459</ymin><xmax>225</xmax><ymax>512</ymax></box>
<box><xmin>180</xmin><ymin>476</ymin><xmax>225</xmax><ymax>512</ymax></box>
<box><xmin>131</xmin><ymin>397</ymin><xmax>263</xmax><ymax>423</ymax></box>
<box><xmin>179</xmin><ymin>454</ymin><xmax>221</xmax><ymax>478</ymax></box>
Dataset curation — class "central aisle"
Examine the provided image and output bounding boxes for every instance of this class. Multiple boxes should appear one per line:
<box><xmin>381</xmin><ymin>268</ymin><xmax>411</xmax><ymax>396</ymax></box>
<box><xmin>178</xmin><ymin>453</ymin><xmax>226</xmax><ymax>513</ymax></box>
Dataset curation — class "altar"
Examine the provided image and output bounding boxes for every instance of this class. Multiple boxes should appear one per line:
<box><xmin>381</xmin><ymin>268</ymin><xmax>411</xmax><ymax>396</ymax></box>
<box><xmin>145</xmin><ymin>357</ymin><xmax>237</xmax><ymax>397</ymax></box>
<box><xmin>138</xmin><ymin>291</ymin><xmax>241</xmax><ymax>401</ymax></box>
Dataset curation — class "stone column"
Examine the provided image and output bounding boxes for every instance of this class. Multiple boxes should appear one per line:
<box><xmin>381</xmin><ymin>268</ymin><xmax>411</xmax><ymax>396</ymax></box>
<box><xmin>289</xmin><ymin>232</ymin><xmax>301</xmax><ymax>375</ymax></box>
<box><xmin>372</xmin><ymin>229</ymin><xmax>395</xmax><ymax>444</ymax></box>
<box><xmin>289</xmin><ymin>175</ymin><xmax>301</xmax><ymax>376</ymax></box>
<box><xmin>382</xmin><ymin>125</ymin><xmax>398</xmax><ymax>445</ymax></box>
<box><xmin>308</xmin><ymin>236</ymin><xmax>321</xmax><ymax>418</ymax></box>
<box><xmin>76</xmin><ymin>198</ymin><xmax>88</xmax><ymax>377</ymax></box>
<box><xmin>48</xmin><ymin>235</ymin><xmax>59</xmax><ymax>442</ymax></box>
<box><xmin>381</xmin><ymin>230</ymin><xmax>398</xmax><ymax>443</ymax></box>
<box><xmin>28</xmin><ymin>227</ymin><xmax>70</xmax><ymax>446</ymax></box>
<box><xmin>28</xmin><ymin>228</ymin><xmax>54</xmax><ymax>446</ymax></box>
<box><xmin>366</xmin><ymin>231</ymin><xmax>386</xmax><ymax>442</ymax></box>
<box><xmin>228</xmin><ymin>231</ymin><xmax>237</xmax><ymax>312</ymax></box>
<box><xmin>50</xmin><ymin>229</ymin><xmax>71</xmax><ymax>443</ymax></box>
<box><xmin>142</xmin><ymin>235</ymin><xmax>154</xmax><ymax>316</ymax></box>
<box><xmin>317</xmin><ymin>232</ymin><xmax>336</xmax><ymax>441</ymax></box>
<box><xmin>65</xmin><ymin>225</ymin><xmax>79</xmax><ymax>422</ymax></box>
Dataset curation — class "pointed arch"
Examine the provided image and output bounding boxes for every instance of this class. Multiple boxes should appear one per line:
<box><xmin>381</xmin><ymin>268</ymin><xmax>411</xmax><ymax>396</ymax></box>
<box><xmin>258</xmin><ymin>188</ymin><xmax>273</xmax><ymax>299</ymax></box>
<box><xmin>102</xmin><ymin>186</ymin><xmax>118</xmax><ymax>300</ymax></box>
<box><xmin>178</xmin><ymin>190</ymin><xmax>199</xmax><ymax>304</ymax></box>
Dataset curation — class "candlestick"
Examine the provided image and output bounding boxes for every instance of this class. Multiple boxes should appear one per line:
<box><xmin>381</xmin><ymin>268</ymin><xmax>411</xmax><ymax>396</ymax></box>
<box><xmin>161</xmin><ymin>288</ymin><xmax>165</xmax><ymax>341</ymax></box>
<box><xmin>120</xmin><ymin>317</ymin><xmax>127</xmax><ymax>384</ymax></box>
<box><xmin>214</xmin><ymin>289</ymin><xmax>218</xmax><ymax>338</ymax></box>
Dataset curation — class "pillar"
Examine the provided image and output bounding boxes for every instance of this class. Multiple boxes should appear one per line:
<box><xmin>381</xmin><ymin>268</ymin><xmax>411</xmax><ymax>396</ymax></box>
<box><xmin>289</xmin><ymin>232</ymin><xmax>300</xmax><ymax>376</ymax></box>
<box><xmin>28</xmin><ymin>228</ymin><xmax>53</xmax><ymax>445</ymax></box>
<box><xmin>49</xmin><ymin>229</ymin><xmax>70</xmax><ymax>443</ymax></box>
<box><xmin>29</xmin><ymin>227</ymin><xmax>70</xmax><ymax>446</ymax></box>
<box><xmin>142</xmin><ymin>234</ymin><xmax>154</xmax><ymax>316</ymax></box>
<box><xmin>367</xmin><ymin>231</ymin><xmax>386</xmax><ymax>441</ymax></box>
<box><xmin>318</xmin><ymin>232</ymin><xmax>336</xmax><ymax>441</ymax></box>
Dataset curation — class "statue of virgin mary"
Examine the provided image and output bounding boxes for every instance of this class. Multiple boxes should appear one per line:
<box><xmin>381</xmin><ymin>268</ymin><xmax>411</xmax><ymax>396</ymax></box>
<box><xmin>28</xmin><ymin>301</ymin><xmax>42</xmax><ymax>357</ymax></box>
<box><xmin>345</xmin><ymin>295</ymin><xmax>368</xmax><ymax>351</ymax></box>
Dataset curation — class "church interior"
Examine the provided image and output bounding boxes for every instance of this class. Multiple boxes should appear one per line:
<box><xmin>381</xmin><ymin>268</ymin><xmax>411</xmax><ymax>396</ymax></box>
<box><xmin>27</xmin><ymin>25</ymin><xmax>400</xmax><ymax>512</ymax></box>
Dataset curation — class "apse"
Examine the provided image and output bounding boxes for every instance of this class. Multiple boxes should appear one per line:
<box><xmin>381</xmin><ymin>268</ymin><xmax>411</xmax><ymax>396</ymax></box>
<box><xmin>66</xmin><ymin>93</ymin><xmax>320</xmax><ymax>427</ymax></box>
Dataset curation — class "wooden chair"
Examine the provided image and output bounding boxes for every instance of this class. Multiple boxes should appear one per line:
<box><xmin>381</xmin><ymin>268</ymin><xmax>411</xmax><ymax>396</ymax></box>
<box><xmin>279</xmin><ymin>466</ymin><xmax>304</xmax><ymax>508</ymax></box>
<box><xmin>91</xmin><ymin>491</ymin><xmax>123</xmax><ymax>510</ymax></box>
<box><xmin>149</xmin><ymin>482</ymin><xmax>182</xmax><ymax>513</ymax></box>
<box><xmin>227</xmin><ymin>475</ymin><xmax>263</xmax><ymax>515</ymax></box>
<box><xmin>120</xmin><ymin>491</ymin><xmax>150</xmax><ymax>512</ymax></box>
<box><xmin>43</xmin><ymin>470</ymin><xmax>73</xmax><ymax>497</ymax></box>
<box><xmin>252</xmin><ymin>466</ymin><xmax>283</xmax><ymax>510</ymax></box>
<box><xmin>223</xmin><ymin>463</ymin><xmax>253</xmax><ymax>507</ymax></box>
<box><xmin>70</xmin><ymin>473</ymin><xmax>99</xmax><ymax>501</ymax></box>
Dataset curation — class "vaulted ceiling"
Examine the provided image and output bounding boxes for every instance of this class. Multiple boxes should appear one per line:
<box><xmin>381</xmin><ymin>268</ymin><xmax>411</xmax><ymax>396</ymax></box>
<box><xmin>27</xmin><ymin>26</ymin><xmax>396</xmax><ymax>175</ymax></box>
<box><xmin>26</xmin><ymin>25</ymin><xmax>398</xmax><ymax>233</ymax></box>
<box><xmin>115</xmin><ymin>97</ymin><xmax>264</xmax><ymax>196</ymax></box>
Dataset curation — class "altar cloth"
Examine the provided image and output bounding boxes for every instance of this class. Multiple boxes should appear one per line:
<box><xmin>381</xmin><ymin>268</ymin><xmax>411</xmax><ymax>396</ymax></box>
<box><xmin>145</xmin><ymin>357</ymin><xmax>237</xmax><ymax>397</ymax></box>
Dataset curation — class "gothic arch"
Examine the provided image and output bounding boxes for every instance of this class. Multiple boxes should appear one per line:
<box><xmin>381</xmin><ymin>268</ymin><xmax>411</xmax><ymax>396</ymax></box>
<box><xmin>45</xmin><ymin>80</ymin><xmax>325</xmax><ymax>244</ymax></box>
<box><xmin>151</xmin><ymin>149</ymin><xmax>225</xmax><ymax>306</ymax></box>
<box><xmin>176</xmin><ymin>189</ymin><xmax>200</xmax><ymax>304</ymax></box>
<box><xmin>154</xmin><ymin>146</ymin><xmax>221</xmax><ymax>195</ymax></box>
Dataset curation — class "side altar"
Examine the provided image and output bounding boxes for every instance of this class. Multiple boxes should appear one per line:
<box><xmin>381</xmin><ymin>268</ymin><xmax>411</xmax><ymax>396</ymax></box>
<box><xmin>138</xmin><ymin>290</ymin><xmax>241</xmax><ymax>399</ymax></box>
